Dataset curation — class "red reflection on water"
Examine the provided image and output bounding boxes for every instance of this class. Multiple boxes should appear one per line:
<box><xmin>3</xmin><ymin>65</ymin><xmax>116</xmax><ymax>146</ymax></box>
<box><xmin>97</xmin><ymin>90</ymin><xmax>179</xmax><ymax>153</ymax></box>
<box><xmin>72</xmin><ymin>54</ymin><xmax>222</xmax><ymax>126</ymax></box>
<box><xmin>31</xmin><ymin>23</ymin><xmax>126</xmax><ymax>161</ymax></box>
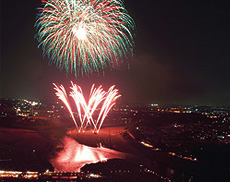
<box><xmin>50</xmin><ymin>137</ymin><xmax>125</xmax><ymax>172</ymax></box>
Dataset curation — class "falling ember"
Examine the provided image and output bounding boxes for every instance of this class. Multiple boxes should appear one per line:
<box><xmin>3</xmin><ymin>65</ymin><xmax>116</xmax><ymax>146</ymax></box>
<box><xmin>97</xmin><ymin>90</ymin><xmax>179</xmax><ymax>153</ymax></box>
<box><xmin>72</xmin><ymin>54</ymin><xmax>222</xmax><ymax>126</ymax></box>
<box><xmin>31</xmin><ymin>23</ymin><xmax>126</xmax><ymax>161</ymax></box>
<box><xmin>50</xmin><ymin>137</ymin><xmax>126</xmax><ymax>172</ymax></box>
<box><xmin>53</xmin><ymin>83</ymin><xmax>121</xmax><ymax>133</ymax></box>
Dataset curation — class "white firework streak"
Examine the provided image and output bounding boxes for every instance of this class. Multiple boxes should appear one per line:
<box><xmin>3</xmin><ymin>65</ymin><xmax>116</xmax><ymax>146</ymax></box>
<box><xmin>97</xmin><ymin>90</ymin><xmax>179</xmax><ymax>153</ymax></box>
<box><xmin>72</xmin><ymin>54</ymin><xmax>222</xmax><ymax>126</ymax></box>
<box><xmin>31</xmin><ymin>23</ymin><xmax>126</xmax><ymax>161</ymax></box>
<box><xmin>53</xmin><ymin>83</ymin><xmax>78</xmax><ymax>128</ymax></box>
<box><xmin>54</xmin><ymin>82</ymin><xmax>120</xmax><ymax>132</ymax></box>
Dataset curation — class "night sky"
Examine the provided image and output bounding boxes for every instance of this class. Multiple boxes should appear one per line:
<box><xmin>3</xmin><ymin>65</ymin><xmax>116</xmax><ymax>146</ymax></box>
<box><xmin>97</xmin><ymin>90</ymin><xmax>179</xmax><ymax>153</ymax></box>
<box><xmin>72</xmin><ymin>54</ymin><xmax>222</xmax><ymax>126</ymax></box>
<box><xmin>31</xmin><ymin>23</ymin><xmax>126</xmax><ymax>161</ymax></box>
<box><xmin>1</xmin><ymin>0</ymin><xmax>230</xmax><ymax>106</ymax></box>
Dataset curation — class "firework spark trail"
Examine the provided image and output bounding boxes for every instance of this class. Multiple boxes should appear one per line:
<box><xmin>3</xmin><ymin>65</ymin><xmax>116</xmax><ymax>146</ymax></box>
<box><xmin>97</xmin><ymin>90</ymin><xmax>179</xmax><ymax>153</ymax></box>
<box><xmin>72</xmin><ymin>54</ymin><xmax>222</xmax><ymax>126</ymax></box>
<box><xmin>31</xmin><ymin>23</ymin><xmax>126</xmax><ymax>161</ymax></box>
<box><xmin>53</xmin><ymin>83</ymin><xmax>78</xmax><ymax>128</ymax></box>
<box><xmin>84</xmin><ymin>85</ymin><xmax>106</xmax><ymax>130</ymax></box>
<box><xmin>70</xmin><ymin>84</ymin><xmax>86</xmax><ymax>132</ymax></box>
<box><xmin>54</xmin><ymin>83</ymin><xmax>120</xmax><ymax>133</ymax></box>
<box><xmin>35</xmin><ymin>0</ymin><xmax>135</xmax><ymax>76</ymax></box>
<box><xmin>96</xmin><ymin>86</ymin><xmax>120</xmax><ymax>133</ymax></box>
<box><xmin>70</xmin><ymin>83</ymin><xmax>98</xmax><ymax>131</ymax></box>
